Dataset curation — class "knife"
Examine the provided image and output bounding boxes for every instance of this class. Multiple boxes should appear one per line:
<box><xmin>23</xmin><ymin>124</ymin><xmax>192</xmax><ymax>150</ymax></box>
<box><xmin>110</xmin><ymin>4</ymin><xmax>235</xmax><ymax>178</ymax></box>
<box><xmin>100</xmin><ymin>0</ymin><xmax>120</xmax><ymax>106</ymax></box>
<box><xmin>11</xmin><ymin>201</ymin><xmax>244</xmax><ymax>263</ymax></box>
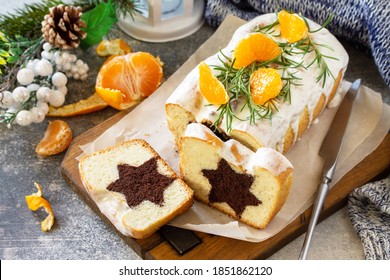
<box><xmin>298</xmin><ymin>79</ymin><xmax>361</xmax><ymax>260</ymax></box>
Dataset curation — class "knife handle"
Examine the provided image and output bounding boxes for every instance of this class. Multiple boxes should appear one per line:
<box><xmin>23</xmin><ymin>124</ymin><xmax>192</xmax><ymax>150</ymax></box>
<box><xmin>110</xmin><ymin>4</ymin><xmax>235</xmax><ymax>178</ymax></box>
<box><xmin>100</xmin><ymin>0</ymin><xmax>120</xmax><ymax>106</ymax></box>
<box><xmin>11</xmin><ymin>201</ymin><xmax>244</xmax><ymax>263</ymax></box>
<box><xmin>299</xmin><ymin>176</ymin><xmax>331</xmax><ymax>260</ymax></box>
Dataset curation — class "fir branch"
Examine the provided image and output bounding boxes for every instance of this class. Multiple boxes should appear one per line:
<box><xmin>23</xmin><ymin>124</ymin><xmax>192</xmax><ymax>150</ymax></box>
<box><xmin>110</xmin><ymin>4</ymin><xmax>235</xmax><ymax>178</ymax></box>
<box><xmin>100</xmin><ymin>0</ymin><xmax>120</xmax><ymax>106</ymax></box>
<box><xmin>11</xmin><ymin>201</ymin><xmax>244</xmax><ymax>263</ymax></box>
<box><xmin>72</xmin><ymin>0</ymin><xmax>140</xmax><ymax>19</ymax></box>
<box><xmin>0</xmin><ymin>0</ymin><xmax>62</xmax><ymax>41</ymax></box>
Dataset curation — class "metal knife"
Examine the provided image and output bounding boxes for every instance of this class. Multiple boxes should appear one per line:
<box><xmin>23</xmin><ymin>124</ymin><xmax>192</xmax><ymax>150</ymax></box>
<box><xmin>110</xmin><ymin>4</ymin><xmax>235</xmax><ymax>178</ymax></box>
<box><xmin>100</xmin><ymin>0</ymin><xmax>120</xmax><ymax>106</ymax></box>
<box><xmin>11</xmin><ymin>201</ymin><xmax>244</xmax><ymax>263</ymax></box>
<box><xmin>298</xmin><ymin>79</ymin><xmax>361</xmax><ymax>260</ymax></box>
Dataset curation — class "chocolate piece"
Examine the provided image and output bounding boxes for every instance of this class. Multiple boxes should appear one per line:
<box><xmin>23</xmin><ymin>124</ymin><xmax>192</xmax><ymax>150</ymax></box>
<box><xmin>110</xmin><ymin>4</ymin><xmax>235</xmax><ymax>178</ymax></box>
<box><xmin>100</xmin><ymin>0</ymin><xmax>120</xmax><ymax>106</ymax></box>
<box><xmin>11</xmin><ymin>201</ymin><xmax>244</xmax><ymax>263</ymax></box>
<box><xmin>202</xmin><ymin>158</ymin><xmax>261</xmax><ymax>217</ymax></box>
<box><xmin>107</xmin><ymin>157</ymin><xmax>174</xmax><ymax>207</ymax></box>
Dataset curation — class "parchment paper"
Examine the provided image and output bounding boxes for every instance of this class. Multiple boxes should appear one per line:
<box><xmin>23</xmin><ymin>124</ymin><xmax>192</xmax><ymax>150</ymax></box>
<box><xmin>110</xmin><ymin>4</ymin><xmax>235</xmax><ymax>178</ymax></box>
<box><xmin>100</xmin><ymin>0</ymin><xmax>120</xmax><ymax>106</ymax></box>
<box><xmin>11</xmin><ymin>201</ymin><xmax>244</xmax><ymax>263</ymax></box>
<box><xmin>78</xmin><ymin>16</ymin><xmax>390</xmax><ymax>242</ymax></box>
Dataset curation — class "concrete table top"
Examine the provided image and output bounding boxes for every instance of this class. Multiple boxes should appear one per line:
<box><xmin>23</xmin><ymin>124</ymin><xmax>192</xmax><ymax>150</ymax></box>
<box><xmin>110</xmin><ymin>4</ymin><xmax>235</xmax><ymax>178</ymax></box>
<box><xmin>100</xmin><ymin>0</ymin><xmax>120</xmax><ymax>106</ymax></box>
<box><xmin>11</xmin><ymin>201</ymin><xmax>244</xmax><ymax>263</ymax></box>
<box><xmin>1</xmin><ymin>1</ymin><xmax>389</xmax><ymax>260</ymax></box>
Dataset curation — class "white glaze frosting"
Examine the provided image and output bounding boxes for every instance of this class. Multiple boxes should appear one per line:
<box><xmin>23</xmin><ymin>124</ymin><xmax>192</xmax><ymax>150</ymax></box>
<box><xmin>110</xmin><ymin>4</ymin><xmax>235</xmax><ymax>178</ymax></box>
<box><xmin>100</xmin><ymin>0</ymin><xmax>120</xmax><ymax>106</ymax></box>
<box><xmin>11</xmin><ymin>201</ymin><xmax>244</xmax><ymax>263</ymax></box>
<box><xmin>166</xmin><ymin>13</ymin><xmax>349</xmax><ymax>152</ymax></box>
<box><xmin>184</xmin><ymin>123</ymin><xmax>293</xmax><ymax>176</ymax></box>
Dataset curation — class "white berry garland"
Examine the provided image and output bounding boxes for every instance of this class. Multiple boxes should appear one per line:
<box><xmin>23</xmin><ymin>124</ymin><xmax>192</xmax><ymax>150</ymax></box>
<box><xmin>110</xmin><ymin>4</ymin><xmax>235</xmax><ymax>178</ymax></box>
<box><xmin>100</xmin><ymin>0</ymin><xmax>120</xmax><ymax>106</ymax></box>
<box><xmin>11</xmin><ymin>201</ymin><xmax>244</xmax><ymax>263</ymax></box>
<box><xmin>0</xmin><ymin>42</ymin><xmax>89</xmax><ymax>127</ymax></box>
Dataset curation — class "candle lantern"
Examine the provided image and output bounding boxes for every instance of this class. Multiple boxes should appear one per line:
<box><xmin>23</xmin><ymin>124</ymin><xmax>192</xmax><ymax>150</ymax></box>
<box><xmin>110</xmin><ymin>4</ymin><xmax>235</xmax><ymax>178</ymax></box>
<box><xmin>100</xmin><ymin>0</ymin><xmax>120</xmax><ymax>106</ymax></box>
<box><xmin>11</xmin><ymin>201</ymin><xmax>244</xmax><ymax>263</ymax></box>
<box><xmin>118</xmin><ymin>0</ymin><xmax>205</xmax><ymax>42</ymax></box>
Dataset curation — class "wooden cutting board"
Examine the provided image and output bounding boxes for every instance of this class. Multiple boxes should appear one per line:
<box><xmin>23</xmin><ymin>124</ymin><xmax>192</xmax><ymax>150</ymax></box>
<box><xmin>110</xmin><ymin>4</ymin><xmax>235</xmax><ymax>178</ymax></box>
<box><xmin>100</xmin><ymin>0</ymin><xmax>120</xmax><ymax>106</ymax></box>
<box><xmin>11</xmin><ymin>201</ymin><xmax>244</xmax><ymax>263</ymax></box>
<box><xmin>61</xmin><ymin>110</ymin><xmax>389</xmax><ymax>259</ymax></box>
<box><xmin>61</xmin><ymin>111</ymin><xmax>390</xmax><ymax>259</ymax></box>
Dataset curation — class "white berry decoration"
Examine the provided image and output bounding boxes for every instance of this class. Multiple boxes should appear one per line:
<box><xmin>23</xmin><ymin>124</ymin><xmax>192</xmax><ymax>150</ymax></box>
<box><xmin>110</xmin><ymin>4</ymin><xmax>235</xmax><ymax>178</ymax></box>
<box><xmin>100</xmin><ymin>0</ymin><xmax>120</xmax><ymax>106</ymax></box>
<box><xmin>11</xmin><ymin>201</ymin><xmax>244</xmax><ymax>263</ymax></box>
<box><xmin>52</xmin><ymin>72</ymin><xmax>68</xmax><ymax>87</ymax></box>
<box><xmin>27</xmin><ymin>83</ymin><xmax>40</xmax><ymax>92</ymax></box>
<box><xmin>0</xmin><ymin>91</ymin><xmax>14</xmax><ymax>108</ymax></box>
<box><xmin>30</xmin><ymin>107</ymin><xmax>46</xmax><ymax>123</ymax></box>
<box><xmin>42</xmin><ymin>42</ymin><xmax>52</xmax><ymax>52</ymax></box>
<box><xmin>15</xmin><ymin>110</ymin><xmax>33</xmax><ymax>126</ymax></box>
<box><xmin>17</xmin><ymin>68</ymin><xmax>35</xmax><ymax>85</ymax></box>
<box><xmin>12</xmin><ymin>87</ymin><xmax>30</xmax><ymax>103</ymax></box>
<box><xmin>56</xmin><ymin>86</ymin><xmax>68</xmax><ymax>96</ymax></box>
<box><xmin>36</xmin><ymin>87</ymin><xmax>51</xmax><ymax>103</ymax></box>
<box><xmin>36</xmin><ymin>102</ymin><xmax>49</xmax><ymax>115</ymax></box>
<box><xmin>1</xmin><ymin>44</ymin><xmax>91</xmax><ymax>127</ymax></box>
<box><xmin>35</xmin><ymin>59</ymin><xmax>53</xmax><ymax>76</ymax></box>
<box><xmin>49</xmin><ymin>90</ymin><xmax>65</xmax><ymax>107</ymax></box>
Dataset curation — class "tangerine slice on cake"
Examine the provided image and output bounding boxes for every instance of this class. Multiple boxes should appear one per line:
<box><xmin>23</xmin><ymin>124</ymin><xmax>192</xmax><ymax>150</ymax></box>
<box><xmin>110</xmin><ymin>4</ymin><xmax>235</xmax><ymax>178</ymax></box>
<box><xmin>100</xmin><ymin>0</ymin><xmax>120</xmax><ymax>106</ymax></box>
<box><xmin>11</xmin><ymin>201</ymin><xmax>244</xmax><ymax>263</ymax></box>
<box><xmin>250</xmin><ymin>68</ymin><xmax>283</xmax><ymax>105</ymax></box>
<box><xmin>198</xmin><ymin>61</ymin><xmax>229</xmax><ymax>105</ymax></box>
<box><xmin>278</xmin><ymin>10</ymin><xmax>308</xmax><ymax>43</ymax></box>
<box><xmin>96</xmin><ymin>52</ymin><xmax>163</xmax><ymax>110</ymax></box>
<box><xmin>233</xmin><ymin>33</ymin><xmax>282</xmax><ymax>69</ymax></box>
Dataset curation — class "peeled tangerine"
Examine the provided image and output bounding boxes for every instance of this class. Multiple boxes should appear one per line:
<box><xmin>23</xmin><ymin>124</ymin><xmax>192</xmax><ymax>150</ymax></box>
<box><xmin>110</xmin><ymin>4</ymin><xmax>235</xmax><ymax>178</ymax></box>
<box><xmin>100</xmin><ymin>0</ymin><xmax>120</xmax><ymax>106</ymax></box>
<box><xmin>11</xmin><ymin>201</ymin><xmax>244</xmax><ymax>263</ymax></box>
<box><xmin>198</xmin><ymin>61</ymin><xmax>229</xmax><ymax>105</ymax></box>
<box><xmin>96</xmin><ymin>52</ymin><xmax>163</xmax><ymax>110</ymax></box>
<box><xmin>250</xmin><ymin>68</ymin><xmax>283</xmax><ymax>105</ymax></box>
<box><xmin>35</xmin><ymin>120</ymin><xmax>72</xmax><ymax>157</ymax></box>
<box><xmin>278</xmin><ymin>10</ymin><xmax>308</xmax><ymax>43</ymax></box>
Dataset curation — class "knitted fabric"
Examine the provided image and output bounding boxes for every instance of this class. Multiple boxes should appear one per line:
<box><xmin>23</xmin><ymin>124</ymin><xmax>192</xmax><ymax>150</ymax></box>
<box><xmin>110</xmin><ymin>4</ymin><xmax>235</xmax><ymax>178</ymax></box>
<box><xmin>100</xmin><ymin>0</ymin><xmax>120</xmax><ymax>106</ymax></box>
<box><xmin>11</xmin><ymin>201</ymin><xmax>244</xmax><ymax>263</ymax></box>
<box><xmin>204</xmin><ymin>0</ymin><xmax>390</xmax><ymax>89</ymax></box>
<box><xmin>348</xmin><ymin>176</ymin><xmax>390</xmax><ymax>260</ymax></box>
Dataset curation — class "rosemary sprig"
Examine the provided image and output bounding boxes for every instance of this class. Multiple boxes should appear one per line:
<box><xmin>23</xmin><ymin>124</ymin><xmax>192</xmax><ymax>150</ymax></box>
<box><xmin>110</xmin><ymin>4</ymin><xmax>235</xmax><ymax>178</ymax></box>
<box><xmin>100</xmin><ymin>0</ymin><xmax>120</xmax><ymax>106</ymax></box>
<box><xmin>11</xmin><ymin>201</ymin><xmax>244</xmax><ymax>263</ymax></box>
<box><xmin>254</xmin><ymin>17</ymin><xmax>280</xmax><ymax>36</ymax></box>
<box><xmin>211</xmin><ymin>51</ymin><xmax>286</xmax><ymax>132</ymax></box>
<box><xmin>207</xmin><ymin>11</ymin><xmax>339</xmax><ymax>132</ymax></box>
<box><xmin>306</xmin><ymin>40</ymin><xmax>338</xmax><ymax>85</ymax></box>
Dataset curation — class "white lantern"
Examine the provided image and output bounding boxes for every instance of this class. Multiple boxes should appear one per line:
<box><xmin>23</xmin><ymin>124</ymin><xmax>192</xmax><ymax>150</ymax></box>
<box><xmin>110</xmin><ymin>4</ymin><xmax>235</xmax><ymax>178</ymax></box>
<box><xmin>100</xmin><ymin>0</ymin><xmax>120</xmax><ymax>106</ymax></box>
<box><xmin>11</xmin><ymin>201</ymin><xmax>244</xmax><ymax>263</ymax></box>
<box><xmin>118</xmin><ymin>0</ymin><xmax>205</xmax><ymax>42</ymax></box>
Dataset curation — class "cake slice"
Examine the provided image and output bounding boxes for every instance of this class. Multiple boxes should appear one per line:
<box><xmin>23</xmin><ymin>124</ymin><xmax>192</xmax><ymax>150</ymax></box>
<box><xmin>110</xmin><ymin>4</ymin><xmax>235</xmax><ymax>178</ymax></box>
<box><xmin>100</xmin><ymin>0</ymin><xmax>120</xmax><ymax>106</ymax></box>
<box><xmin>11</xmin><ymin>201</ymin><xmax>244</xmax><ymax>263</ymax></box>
<box><xmin>79</xmin><ymin>139</ymin><xmax>194</xmax><ymax>239</ymax></box>
<box><xmin>179</xmin><ymin>123</ymin><xmax>293</xmax><ymax>229</ymax></box>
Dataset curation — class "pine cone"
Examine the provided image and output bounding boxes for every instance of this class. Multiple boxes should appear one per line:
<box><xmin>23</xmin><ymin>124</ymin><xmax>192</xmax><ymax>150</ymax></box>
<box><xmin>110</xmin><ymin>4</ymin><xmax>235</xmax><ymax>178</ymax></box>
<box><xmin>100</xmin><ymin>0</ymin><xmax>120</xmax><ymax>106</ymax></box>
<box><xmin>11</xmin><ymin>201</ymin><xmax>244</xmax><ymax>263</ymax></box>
<box><xmin>41</xmin><ymin>5</ymin><xmax>87</xmax><ymax>49</ymax></box>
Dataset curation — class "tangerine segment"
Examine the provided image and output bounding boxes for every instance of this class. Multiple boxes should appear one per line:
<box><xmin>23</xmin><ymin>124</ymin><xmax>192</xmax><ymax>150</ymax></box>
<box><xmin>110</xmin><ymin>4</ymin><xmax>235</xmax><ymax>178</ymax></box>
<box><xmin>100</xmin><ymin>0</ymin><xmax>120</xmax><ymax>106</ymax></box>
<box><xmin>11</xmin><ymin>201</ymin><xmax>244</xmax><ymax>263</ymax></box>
<box><xmin>96</xmin><ymin>38</ymin><xmax>131</xmax><ymax>56</ymax></box>
<box><xmin>278</xmin><ymin>10</ymin><xmax>308</xmax><ymax>43</ymax></box>
<box><xmin>130</xmin><ymin>52</ymin><xmax>164</xmax><ymax>97</ymax></box>
<box><xmin>96</xmin><ymin>52</ymin><xmax>163</xmax><ymax>110</ymax></box>
<box><xmin>250</xmin><ymin>68</ymin><xmax>282</xmax><ymax>105</ymax></box>
<box><xmin>198</xmin><ymin>61</ymin><xmax>229</xmax><ymax>105</ymax></box>
<box><xmin>35</xmin><ymin>120</ymin><xmax>72</xmax><ymax>157</ymax></box>
<box><xmin>233</xmin><ymin>33</ymin><xmax>281</xmax><ymax>69</ymax></box>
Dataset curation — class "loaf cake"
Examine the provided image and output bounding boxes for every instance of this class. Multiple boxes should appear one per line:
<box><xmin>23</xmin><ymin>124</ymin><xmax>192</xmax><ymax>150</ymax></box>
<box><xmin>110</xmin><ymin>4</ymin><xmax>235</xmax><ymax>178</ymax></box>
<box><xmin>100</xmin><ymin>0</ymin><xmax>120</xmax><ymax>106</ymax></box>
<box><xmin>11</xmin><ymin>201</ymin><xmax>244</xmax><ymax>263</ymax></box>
<box><xmin>179</xmin><ymin>123</ymin><xmax>293</xmax><ymax>229</ymax></box>
<box><xmin>166</xmin><ymin>11</ymin><xmax>349</xmax><ymax>153</ymax></box>
<box><xmin>79</xmin><ymin>139</ymin><xmax>194</xmax><ymax>239</ymax></box>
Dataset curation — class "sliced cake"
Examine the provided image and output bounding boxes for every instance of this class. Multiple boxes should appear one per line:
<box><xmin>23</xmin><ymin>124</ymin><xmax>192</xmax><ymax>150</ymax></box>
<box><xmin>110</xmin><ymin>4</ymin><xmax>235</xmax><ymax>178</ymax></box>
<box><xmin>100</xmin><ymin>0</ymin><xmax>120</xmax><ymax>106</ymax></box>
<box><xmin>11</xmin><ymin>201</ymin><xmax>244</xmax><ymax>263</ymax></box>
<box><xmin>79</xmin><ymin>139</ymin><xmax>194</xmax><ymax>239</ymax></box>
<box><xmin>179</xmin><ymin>123</ymin><xmax>293</xmax><ymax>229</ymax></box>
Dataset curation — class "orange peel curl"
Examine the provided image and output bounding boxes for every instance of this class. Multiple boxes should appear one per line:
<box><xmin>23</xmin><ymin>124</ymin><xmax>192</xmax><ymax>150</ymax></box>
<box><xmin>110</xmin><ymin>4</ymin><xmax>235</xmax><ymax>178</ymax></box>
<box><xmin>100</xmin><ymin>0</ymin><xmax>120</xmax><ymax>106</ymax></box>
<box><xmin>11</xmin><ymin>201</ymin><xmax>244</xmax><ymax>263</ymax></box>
<box><xmin>25</xmin><ymin>182</ymin><xmax>55</xmax><ymax>232</ymax></box>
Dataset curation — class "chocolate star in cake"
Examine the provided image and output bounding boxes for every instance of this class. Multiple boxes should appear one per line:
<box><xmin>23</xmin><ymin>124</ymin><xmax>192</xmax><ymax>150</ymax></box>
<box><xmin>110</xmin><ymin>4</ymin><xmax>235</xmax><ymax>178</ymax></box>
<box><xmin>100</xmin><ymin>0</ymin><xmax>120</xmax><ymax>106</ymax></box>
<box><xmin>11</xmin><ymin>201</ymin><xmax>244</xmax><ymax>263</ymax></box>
<box><xmin>202</xmin><ymin>158</ymin><xmax>261</xmax><ymax>217</ymax></box>
<box><xmin>107</xmin><ymin>157</ymin><xmax>174</xmax><ymax>207</ymax></box>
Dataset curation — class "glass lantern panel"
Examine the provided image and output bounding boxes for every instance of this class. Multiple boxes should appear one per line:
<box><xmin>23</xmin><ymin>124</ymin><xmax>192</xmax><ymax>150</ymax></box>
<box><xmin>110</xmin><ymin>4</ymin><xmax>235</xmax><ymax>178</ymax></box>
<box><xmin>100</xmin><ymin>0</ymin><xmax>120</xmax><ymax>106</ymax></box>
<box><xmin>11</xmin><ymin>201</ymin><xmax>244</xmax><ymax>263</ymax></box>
<box><xmin>161</xmin><ymin>0</ymin><xmax>184</xmax><ymax>21</ymax></box>
<box><xmin>138</xmin><ymin>0</ymin><xmax>149</xmax><ymax>18</ymax></box>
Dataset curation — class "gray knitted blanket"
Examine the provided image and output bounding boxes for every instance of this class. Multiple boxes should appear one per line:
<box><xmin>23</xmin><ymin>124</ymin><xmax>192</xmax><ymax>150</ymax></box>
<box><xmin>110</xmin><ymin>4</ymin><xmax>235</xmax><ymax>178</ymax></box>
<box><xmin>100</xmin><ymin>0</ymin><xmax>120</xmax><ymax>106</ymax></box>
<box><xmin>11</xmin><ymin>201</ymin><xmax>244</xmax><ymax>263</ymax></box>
<box><xmin>348</xmin><ymin>176</ymin><xmax>390</xmax><ymax>260</ymax></box>
<box><xmin>204</xmin><ymin>0</ymin><xmax>390</xmax><ymax>89</ymax></box>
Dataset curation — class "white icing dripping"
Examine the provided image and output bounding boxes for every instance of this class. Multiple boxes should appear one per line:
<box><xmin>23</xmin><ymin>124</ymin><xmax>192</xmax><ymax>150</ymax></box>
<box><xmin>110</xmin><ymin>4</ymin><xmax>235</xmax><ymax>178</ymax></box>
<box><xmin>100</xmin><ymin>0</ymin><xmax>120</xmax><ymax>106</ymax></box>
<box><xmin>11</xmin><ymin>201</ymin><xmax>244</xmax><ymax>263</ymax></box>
<box><xmin>184</xmin><ymin>123</ymin><xmax>292</xmax><ymax>175</ymax></box>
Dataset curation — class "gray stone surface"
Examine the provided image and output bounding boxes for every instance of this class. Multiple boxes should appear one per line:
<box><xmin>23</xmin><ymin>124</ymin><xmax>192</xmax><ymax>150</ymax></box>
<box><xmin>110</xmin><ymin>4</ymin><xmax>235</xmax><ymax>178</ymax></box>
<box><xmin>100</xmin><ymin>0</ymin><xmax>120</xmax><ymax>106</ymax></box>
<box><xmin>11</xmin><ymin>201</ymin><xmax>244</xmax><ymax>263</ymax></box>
<box><xmin>0</xmin><ymin>2</ymin><xmax>389</xmax><ymax>260</ymax></box>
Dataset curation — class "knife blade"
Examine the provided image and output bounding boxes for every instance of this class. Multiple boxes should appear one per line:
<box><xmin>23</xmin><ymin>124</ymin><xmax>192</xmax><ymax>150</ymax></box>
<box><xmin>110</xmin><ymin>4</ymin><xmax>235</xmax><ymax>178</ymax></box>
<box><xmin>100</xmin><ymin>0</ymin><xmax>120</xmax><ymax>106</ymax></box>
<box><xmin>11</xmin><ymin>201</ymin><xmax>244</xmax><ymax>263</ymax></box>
<box><xmin>298</xmin><ymin>79</ymin><xmax>361</xmax><ymax>260</ymax></box>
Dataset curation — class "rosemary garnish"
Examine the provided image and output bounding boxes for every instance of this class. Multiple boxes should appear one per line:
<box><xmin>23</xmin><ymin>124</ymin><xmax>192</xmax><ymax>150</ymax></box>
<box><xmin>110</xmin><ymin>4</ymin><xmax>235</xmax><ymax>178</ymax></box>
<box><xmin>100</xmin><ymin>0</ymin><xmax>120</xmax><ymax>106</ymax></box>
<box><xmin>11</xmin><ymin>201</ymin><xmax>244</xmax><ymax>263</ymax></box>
<box><xmin>209</xmin><ymin>12</ymin><xmax>338</xmax><ymax>132</ymax></box>
<box><xmin>211</xmin><ymin>51</ymin><xmax>284</xmax><ymax>132</ymax></box>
